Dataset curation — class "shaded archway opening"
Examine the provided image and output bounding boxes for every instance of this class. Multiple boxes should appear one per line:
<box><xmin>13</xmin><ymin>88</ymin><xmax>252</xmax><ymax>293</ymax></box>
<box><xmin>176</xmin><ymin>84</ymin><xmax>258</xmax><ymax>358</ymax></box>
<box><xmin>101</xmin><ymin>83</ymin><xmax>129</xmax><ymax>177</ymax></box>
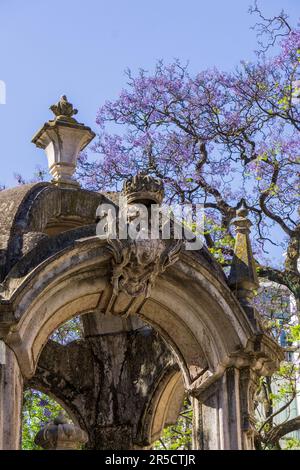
<box><xmin>2</xmin><ymin>205</ymin><xmax>257</xmax><ymax>394</ymax></box>
<box><xmin>153</xmin><ymin>395</ymin><xmax>193</xmax><ymax>450</ymax></box>
<box><xmin>25</xmin><ymin>312</ymin><xmax>188</xmax><ymax>450</ymax></box>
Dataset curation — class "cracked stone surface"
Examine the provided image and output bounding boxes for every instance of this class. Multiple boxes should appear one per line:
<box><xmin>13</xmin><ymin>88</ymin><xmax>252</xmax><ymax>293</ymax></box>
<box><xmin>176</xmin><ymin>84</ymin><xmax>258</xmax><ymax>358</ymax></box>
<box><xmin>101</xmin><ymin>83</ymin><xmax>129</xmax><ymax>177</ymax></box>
<box><xmin>28</xmin><ymin>326</ymin><xmax>178</xmax><ymax>450</ymax></box>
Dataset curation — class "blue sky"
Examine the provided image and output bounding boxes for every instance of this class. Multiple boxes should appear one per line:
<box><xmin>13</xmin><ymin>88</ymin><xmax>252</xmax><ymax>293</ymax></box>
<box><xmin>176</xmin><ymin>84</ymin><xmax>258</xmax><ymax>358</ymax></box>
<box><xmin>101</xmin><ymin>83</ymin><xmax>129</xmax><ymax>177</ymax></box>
<box><xmin>0</xmin><ymin>0</ymin><xmax>299</xmax><ymax>187</ymax></box>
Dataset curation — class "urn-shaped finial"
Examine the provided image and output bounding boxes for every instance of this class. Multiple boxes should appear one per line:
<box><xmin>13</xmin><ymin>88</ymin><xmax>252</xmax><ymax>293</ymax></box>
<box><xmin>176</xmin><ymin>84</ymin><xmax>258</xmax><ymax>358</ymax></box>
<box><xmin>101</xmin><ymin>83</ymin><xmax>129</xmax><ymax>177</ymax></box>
<box><xmin>34</xmin><ymin>412</ymin><xmax>88</xmax><ymax>450</ymax></box>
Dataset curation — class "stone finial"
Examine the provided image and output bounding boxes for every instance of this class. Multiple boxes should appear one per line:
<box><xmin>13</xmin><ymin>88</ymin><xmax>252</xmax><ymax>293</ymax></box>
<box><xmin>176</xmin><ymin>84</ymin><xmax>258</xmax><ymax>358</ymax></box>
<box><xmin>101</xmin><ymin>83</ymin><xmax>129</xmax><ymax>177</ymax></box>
<box><xmin>32</xmin><ymin>95</ymin><xmax>95</xmax><ymax>187</ymax></box>
<box><xmin>49</xmin><ymin>95</ymin><xmax>78</xmax><ymax>122</ymax></box>
<box><xmin>34</xmin><ymin>412</ymin><xmax>88</xmax><ymax>450</ymax></box>
<box><xmin>123</xmin><ymin>173</ymin><xmax>164</xmax><ymax>205</ymax></box>
<box><xmin>228</xmin><ymin>202</ymin><xmax>259</xmax><ymax>321</ymax></box>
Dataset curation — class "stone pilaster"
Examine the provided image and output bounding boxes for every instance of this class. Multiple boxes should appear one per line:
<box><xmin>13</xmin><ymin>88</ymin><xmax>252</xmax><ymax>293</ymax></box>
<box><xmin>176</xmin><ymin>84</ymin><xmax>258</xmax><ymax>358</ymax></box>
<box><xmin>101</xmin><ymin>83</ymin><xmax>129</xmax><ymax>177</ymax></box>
<box><xmin>192</xmin><ymin>366</ymin><xmax>259</xmax><ymax>450</ymax></box>
<box><xmin>239</xmin><ymin>367</ymin><xmax>259</xmax><ymax>450</ymax></box>
<box><xmin>0</xmin><ymin>344</ymin><xmax>23</xmax><ymax>449</ymax></box>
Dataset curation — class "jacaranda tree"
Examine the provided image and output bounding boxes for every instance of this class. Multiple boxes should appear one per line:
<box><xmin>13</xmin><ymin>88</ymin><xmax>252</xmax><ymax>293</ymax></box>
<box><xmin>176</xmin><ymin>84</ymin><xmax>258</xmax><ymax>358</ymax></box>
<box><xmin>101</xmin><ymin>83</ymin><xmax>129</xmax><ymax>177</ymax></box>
<box><xmin>76</xmin><ymin>3</ymin><xmax>300</xmax><ymax>449</ymax></box>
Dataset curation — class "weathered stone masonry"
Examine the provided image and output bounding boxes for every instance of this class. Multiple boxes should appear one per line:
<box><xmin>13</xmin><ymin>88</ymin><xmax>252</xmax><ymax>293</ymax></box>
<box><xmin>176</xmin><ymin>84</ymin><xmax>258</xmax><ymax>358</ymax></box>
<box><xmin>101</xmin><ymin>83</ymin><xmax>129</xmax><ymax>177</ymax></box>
<box><xmin>0</xmin><ymin>96</ymin><xmax>283</xmax><ymax>450</ymax></box>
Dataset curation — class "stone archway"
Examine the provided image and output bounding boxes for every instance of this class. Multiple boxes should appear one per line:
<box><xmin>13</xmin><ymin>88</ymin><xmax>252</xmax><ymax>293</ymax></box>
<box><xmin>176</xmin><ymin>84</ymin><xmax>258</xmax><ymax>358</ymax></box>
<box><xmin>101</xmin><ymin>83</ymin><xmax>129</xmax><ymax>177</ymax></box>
<box><xmin>0</xmin><ymin>98</ymin><xmax>283</xmax><ymax>449</ymax></box>
<box><xmin>0</xmin><ymin>213</ymin><xmax>282</xmax><ymax>449</ymax></box>
<box><xmin>27</xmin><ymin>314</ymin><xmax>185</xmax><ymax>450</ymax></box>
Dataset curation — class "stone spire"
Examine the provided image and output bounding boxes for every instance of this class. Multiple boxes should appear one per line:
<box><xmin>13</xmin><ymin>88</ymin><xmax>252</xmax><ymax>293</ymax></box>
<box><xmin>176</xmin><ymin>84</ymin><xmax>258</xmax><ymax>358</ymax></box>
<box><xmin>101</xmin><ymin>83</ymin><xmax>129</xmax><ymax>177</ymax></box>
<box><xmin>32</xmin><ymin>95</ymin><xmax>95</xmax><ymax>187</ymax></box>
<box><xmin>228</xmin><ymin>202</ymin><xmax>259</xmax><ymax>325</ymax></box>
<box><xmin>34</xmin><ymin>412</ymin><xmax>88</xmax><ymax>450</ymax></box>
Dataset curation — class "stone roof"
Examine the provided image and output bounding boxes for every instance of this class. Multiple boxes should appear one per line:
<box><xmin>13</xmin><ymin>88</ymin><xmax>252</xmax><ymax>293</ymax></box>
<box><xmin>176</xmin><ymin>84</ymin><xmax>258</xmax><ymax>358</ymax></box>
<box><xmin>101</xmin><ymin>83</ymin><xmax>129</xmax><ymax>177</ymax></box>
<box><xmin>0</xmin><ymin>183</ymin><xmax>106</xmax><ymax>281</ymax></box>
<box><xmin>0</xmin><ymin>183</ymin><xmax>49</xmax><ymax>281</ymax></box>
<box><xmin>0</xmin><ymin>182</ymin><xmax>226</xmax><ymax>286</ymax></box>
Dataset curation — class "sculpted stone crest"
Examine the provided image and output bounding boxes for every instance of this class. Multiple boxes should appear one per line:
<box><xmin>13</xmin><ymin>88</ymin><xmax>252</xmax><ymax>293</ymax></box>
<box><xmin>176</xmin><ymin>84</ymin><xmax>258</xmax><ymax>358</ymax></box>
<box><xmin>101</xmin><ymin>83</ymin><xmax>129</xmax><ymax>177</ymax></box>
<box><xmin>105</xmin><ymin>173</ymin><xmax>182</xmax><ymax>298</ymax></box>
<box><xmin>108</xmin><ymin>236</ymin><xmax>182</xmax><ymax>297</ymax></box>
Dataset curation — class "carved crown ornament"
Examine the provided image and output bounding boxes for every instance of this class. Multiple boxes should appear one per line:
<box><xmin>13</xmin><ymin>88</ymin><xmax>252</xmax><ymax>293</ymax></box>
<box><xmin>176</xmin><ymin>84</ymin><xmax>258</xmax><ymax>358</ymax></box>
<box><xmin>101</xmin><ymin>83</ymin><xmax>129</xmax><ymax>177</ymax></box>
<box><xmin>123</xmin><ymin>173</ymin><xmax>165</xmax><ymax>205</ymax></box>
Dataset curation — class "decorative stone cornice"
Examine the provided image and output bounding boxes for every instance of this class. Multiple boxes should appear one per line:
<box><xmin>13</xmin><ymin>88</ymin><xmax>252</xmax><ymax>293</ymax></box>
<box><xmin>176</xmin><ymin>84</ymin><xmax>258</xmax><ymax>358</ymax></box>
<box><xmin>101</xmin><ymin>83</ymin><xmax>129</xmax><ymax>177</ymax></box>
<box><xmin>34</xmin><ymin>413</ymin><xmax>88</xmax><ymax>450</ymax></box>
<box><xmin>32</xmin><ymin>96</ymin><xmax>95</xmax><ymax>188</ymax></box>
<box><xmin>123</xmin><ymin>173</ymin><xmax>164</xmax><ymax>205</ymax></box>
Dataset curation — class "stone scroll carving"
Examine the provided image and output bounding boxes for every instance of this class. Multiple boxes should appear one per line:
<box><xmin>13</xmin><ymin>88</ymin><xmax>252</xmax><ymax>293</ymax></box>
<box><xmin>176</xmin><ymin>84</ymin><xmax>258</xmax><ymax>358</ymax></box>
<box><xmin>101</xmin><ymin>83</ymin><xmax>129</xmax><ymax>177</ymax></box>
<box><xmin>104</xmin><ymin>173</ymin><xmax>183</xmax><ymax>298</ymax></box>
<box><xmin>108</xmin><ymin>237</ymin><xmax>182</xmax><ymax>298</ymax></box>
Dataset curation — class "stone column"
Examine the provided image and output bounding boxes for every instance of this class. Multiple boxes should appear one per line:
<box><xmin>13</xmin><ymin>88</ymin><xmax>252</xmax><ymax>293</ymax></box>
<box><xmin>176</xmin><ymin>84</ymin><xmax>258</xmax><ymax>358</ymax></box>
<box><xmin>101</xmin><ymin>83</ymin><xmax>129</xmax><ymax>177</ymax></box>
<box><xmin>0</xmin><ymin>342</ymin><xmax>24</xmax><ymax>449</ymax></box>
<box><xmin>192</xmin><ymin>367</ymin><xmax>258</xmax><ymax>450</ymax></box>
<box><xmin>29</xmin><ymin>317</ymin><xmax>177</xmax><ymax>450</ymax></box>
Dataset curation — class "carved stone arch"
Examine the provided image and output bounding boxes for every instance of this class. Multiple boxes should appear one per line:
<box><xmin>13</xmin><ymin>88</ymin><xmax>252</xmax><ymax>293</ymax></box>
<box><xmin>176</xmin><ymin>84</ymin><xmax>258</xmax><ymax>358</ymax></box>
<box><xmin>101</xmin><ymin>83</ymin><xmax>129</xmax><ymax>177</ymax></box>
<box><xmin>0</xmin><ymin>212</ymin><xmax>282</xmax><ymax>449</ymax></box>
<box><xmin>2</xmin><ymin>236</ymin><xmax>258</xmax><ymax>385</ymax></box>
<box><xmin>136</xmin><ymin>366</ymin><xmax>185</xmax><ymax>447</ymax></box>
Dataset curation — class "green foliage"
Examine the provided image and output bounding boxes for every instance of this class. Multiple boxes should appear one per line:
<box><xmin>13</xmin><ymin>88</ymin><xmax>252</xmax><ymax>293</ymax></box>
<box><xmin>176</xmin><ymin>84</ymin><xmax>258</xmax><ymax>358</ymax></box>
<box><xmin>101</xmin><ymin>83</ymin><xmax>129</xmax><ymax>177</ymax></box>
<box><xmin>289</xmin><ymin>324</ymin><xmax>300</xmax><ymax>342</ymax></box>
<box><xmin>22</xmin><ymin>389</ymin><xmax>66</xmax><ymax>450</ymax></box>
<box><xmin>282</xmin><ymin>437</ymin><xmax>300</xmax><ymax>450</ymax></box>
<box><xmin>153</xmin><ymin>397</ymin><xmax>192</xmax><ymax>450</ymax></box>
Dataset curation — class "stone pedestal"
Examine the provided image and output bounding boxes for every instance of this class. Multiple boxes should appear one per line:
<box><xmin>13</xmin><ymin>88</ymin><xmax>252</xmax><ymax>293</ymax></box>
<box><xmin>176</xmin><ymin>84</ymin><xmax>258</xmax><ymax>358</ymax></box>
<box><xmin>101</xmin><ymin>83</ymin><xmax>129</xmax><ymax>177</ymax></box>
<box><xmin>32</xmin><ymin>95</ymin><xmax>95</xmax><ymax>187</ymax></box>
